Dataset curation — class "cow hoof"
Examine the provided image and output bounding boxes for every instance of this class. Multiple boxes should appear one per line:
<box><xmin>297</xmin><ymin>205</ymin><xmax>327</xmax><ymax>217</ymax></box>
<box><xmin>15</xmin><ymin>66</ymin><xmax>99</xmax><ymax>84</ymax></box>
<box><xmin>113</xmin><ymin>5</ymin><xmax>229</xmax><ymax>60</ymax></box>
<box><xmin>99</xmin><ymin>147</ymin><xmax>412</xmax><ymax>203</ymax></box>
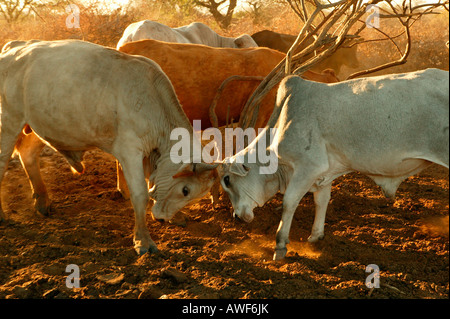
<box><xmin>118</xmin><ymin>189</ymin><xmax>130</xmax><ymax>201</ymax></box>
<box><xmin>149</xmin><ymin>244</ymin><xmax>159</xmax><ymax>254</ymax></box>
<box><xmin>33</xmin><ymin>194</ymin><xmax>52</xmax><ymax>217</ymax></box>
<box><xmin>134</xmin><ymin>240</ymin><xmax>159</xmax><ymax>256</ymax></box>
<box><xmin>0</xmin><ymin>212</ymin><xmax>6</xmax><ymax>224</ymax></box>
<box><xmin>35</xmin><ymin>203</ymin><xmax>55</xmax><ymax>217</ymax></box>
<box><xmin>273</xmin><ymin>247</ymin><xmax>287</xmax><ymax>261</ymax></box>
<box><xmin>110</xmin><ymin>190</ymin><xmax>125</xmax><ymax>201</ymax></box>
<box><xmin>307</xmin><ymin>233</ymin><xmax>325</xmax><ymax>243</ymax></box>
<box><xmin>135</xmin><ymin>245</ymin><xmax>158</xmax><ymax>256</ymax></box>
<box><xmin>36</xmin><ymin>206</ymin><xmax>50</xmax><ymax>217</ymax></box>
<box><xmin>135</xmin><ymin>246</ymin><xmax>148</xmax><ymax>255</ymax></box>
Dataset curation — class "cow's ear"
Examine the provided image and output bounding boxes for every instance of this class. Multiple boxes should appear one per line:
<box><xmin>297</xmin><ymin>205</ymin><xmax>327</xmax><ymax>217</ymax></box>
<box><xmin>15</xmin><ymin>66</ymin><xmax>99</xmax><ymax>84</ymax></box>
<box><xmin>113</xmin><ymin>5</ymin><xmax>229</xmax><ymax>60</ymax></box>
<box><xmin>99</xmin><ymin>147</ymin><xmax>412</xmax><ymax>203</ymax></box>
<box><xmin>173</xmin><ymin>163</ymin><xmax>219</xmax><ymax>179</ymax></box>
<box><xmin>230</xmin><ymin>163</ymin><xmax>250</xmax><ymax>177</ymax></box>
<box><xmin>194</xmin><ymin>163</ymin><xmax>220</xmax><ymax>181</ymax></box>
<box><xmin>173</xmin><ymin>163</ymin><xmax>195</xmax><ymax>179</ymax></box>
<box><xmin>234</xmin><ymin>37</ymin><xmax>244</xmax><ymax>48</ymax></box>
<box><xmin>193</xmin><ymin>163</ymin><xmax>219</xmax><ymax>174</ymax></box>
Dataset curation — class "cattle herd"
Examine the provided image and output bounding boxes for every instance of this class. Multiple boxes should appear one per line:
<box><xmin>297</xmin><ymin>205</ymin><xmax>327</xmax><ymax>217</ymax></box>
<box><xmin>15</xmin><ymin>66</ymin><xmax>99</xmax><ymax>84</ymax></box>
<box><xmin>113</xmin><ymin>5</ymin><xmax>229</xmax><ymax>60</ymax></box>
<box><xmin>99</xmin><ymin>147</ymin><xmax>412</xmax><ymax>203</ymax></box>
<box><xmin>0</xmin><ymin>20</ymin><xmax>448</xmax><ymax>261</ymax></box>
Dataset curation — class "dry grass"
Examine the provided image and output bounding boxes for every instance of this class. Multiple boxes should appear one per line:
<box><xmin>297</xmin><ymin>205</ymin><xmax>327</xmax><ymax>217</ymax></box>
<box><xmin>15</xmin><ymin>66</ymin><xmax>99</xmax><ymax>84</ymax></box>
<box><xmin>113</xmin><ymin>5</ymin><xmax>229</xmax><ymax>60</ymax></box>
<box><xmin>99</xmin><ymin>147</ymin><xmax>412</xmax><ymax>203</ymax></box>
<box><xmin>354</xmin><ymin>10</ymin><xmax>450</xmax><ymax>78</ymax></box>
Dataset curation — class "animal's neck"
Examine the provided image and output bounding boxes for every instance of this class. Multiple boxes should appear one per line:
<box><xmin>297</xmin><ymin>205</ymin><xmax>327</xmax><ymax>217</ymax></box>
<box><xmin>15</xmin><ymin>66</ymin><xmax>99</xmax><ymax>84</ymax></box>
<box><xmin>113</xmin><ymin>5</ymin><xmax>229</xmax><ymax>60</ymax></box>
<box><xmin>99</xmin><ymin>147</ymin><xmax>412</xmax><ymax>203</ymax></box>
<box><xmin>163</xmin><ymin>98</ymin><xmax>192</xmax><ymax>135</ymax></box>
<box><xmin>153</xmin><ymin>73</ymin><xmax>194</xmax><ymax>156</ymax></box>
<box><xmin>245</xmin><ymin>161</ymin><xmax>289</xmax><ymax>207</ymax></box>
<box><xmin>236</xmin><ymin>129</ymin><xmax>290</xmax><ymax>194</ymax></box>
<box><xmin>157</xmin><ymin>119</ymin><xmax>193</xmax><ymax>159</ymax></box>
<box><xmin>218</xmin><ymin>35</ymin><xmax>234</xmax><ymax>48</ymax></box>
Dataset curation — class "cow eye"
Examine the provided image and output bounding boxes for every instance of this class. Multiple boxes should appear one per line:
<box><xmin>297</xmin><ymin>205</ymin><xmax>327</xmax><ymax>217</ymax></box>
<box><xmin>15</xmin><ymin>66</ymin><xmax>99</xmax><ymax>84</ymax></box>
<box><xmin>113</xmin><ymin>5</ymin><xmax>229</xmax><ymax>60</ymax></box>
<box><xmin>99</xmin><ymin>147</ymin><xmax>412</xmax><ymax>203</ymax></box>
<box><xmin>223</xmin><ymin>176</ymin><xmax>231</xmax><ymax>188</ymax></box>
<box><xmin>182</xmin><ymin>186</ymin><xmax>189</xmax><ymax>197</ymax></box>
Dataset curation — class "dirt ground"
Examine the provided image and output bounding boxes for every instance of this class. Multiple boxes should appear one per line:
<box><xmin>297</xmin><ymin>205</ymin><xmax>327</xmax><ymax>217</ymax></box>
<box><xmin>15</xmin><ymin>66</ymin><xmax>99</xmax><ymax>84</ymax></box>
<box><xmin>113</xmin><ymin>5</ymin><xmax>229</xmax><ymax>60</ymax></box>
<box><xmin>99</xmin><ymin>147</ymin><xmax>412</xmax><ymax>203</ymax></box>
<box><xmin>0</xmin><ymin>147</ymin><xmax>448</xmax><ymax>299</ymax></box>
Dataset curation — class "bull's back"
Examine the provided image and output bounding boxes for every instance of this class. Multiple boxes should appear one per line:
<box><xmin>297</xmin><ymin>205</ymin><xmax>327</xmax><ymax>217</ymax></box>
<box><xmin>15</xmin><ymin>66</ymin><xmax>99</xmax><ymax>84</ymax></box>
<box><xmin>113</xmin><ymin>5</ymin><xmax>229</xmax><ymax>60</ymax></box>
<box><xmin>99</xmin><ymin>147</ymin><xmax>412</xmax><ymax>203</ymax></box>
<box><xmin>118</xmin><ymin>20</ymin><xmax>188</xmax><ymax>49</ymax></box>
<box><xmin>175</xmin><ymin>22</ymin><xmax>217</xmax><ymax>46</ymax></box>
<box><xmin>4</xmin><ymin>40</ymin><xmax>170</xmax><ymax>151</ymax></box>
<box><xmin>279</xmin><ymin>70</ymin><xmax>449</xmax><ymax>168</ymax></box>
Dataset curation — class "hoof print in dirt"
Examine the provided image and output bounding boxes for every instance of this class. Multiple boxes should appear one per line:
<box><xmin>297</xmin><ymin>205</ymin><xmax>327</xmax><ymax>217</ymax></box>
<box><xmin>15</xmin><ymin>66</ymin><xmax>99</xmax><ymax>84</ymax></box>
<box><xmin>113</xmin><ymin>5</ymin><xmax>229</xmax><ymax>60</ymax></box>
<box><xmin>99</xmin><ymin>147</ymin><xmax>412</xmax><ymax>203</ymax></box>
<box><xmin>161</xmin><ymin>267</ymin><xmax>188</xmax><ymax>284</ymax></box>
<box><xmin>138</xmin><ymin>286</ymin><xmax>164</xmax><ymax>299</ymax></box>
<box><xmin>97</xmin><ymin>272</ymin><xmax>125</xmax><ymax>285</ymax></box>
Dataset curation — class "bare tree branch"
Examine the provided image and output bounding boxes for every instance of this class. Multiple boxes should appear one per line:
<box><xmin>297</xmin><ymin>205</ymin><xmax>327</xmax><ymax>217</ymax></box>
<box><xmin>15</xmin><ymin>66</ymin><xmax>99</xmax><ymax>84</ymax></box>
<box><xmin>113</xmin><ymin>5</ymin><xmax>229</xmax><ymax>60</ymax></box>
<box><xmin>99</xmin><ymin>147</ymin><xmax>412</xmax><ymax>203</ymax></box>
<box><xmin>347</xmin><ymin>0</ymin><xmax>448</xmax><ymax>79</ymax></box>
<box><xmin>0</xmin><ymin>0</ymin><xmax>35</xmax><ymax>23</ymax></box>
<box><xmin>239</xmin><ymin>0</ymin><xmax>448</xmax><ymax>130</ymax></box>
<box><xmin>194</xmin><ymin>0</ymin><xmax>237</xmax><ymax>29</ymax></box>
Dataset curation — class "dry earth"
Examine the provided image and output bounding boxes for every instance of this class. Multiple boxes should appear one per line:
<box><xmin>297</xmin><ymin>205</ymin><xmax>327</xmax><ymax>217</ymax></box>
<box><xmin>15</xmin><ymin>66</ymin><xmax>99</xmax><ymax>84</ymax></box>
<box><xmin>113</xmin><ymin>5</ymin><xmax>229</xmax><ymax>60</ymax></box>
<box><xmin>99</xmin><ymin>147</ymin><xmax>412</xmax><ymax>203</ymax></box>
<box><xmin>0</xmin><ymin>147</ymin><xmax>448</xmax><ymax>299</ymax></box>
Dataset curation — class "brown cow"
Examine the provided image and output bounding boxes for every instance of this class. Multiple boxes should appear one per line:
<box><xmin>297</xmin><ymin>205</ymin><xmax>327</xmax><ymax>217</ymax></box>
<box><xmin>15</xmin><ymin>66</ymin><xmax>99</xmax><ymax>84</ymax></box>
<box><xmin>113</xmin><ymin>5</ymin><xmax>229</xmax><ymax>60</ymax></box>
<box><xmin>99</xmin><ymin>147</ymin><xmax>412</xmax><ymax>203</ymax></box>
<box><xmin>252</xmin><ymin>30</ymin><xmax>297</xmax><ymax>53</ymax></box>
<box><xmin>252</xmin><ymin>30</ymin><xmax>359</xmax><ymax>76</ymax></box>
<box><xmin>118</xmin><ymin>39</ymin><xmax>339</xmax><ymax>130</ymax></box>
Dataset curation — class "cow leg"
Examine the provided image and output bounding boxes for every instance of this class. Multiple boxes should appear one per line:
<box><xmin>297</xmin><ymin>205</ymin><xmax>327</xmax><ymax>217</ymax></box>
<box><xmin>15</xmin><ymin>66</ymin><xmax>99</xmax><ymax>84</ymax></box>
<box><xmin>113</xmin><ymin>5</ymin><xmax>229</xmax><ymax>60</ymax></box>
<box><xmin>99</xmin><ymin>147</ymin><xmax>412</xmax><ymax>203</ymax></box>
<box><xmin>115</xmin><ymin>152</ymin><xmax>157</xmax><ymax>255</ymax></box>
<box><xmin>15</xmin><ymin>131</ymin><xmax>51</xmax><ymax>216</ymax></box>
<box><xmin>0</xmin><ymin>120</ymin><xmax>25</xmax><ymax>222</ymax></box>
<box><xmin>274</xmin><ymin>176</ymin><xmax>316</xmax><ymax>260</ymax></box>
<box><xmin>116</xmin><ymin>161</ymin><xmax>130</xmax><ymax>200</ymax></box>
<box><xmin>117</xmin><ymin>157</ymin><xmax>153</xmax><ymax>200</ymax></box>
<box><xmin>58</xmin><ymin>150</ymin><xmax>85</xmax><ymax>174</ymax></box>
<box><xmin>143</xmin><ymin>156</ymin><xmax>153</xmax><ymax>190</ymax></box>
<box><xmin>210</xmin><ymin>178</ymin><xmax>221</xmax><ymax>206</ymax></box>
<box><xmin>308</xmin><ymin>183</ymin><xmax>332</xmax><ymax>243</ymax></box>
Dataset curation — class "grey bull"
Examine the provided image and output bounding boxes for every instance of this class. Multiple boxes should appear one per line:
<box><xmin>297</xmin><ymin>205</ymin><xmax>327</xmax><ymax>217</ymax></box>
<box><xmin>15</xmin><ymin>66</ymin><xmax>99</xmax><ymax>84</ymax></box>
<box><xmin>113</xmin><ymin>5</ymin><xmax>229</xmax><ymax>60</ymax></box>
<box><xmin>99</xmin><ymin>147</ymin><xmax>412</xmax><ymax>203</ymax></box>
<box><xmin>219</xmin><ymin>69</ymin><xmax>449</xmax><ymax>260</ymax></box>
<box><xmin>117</xmin><ymin>20</ymin><xmax>258</xmax><ymax>49</ymax></box>
<box><xmin>0</xmin><ymin>40</ymin><xmax>217</xmax><ymax>255</ymax></box>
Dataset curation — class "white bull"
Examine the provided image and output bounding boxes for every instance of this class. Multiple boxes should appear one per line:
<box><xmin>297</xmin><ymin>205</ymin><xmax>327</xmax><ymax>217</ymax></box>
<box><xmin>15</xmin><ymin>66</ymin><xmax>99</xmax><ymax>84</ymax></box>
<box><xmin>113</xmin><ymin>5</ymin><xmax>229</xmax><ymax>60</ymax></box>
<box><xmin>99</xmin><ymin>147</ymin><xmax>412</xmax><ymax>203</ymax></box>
<box><xmin>0</xmin><ymin>40</ymin><xmax>217</xmax><ymax>255</ymax></box>
<box><xmin>116</xmin><ymin>20</ymin><xmax>258</xmax><ymax>49</ymax></box>
<box><xmin>219</xmin><ymin>69</ymin><xmax>449</xmax><ymax>260</ymax></box>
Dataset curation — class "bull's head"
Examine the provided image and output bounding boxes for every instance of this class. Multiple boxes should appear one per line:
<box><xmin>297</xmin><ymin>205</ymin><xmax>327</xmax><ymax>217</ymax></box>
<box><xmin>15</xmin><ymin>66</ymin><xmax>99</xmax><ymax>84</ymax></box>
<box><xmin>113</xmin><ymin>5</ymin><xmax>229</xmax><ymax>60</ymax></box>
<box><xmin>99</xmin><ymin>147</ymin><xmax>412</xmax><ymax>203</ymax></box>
<box><xmin>149</xmin><ymin>161</ymin><xmax>218</xmax><ymax>222</ymax></box>
<box><xmin>234</xmin><ymin>34</ymin><xmax>259</xmax><ymax>48</ymax></box>
<box><xmin>219</xmin><ymin>160</ymin><xmax>279</xmax><ymax>223</ymax></box>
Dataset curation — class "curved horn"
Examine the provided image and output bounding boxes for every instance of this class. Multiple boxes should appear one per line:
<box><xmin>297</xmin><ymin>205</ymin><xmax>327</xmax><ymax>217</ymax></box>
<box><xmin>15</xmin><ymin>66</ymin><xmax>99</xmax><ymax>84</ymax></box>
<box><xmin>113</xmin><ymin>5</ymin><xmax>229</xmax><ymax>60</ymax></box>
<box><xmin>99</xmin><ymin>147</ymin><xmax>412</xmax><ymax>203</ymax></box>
<box><xmin>193</xmin><ymin>162</ymin><xmax>220</xmax><ymax>174</ymax></box>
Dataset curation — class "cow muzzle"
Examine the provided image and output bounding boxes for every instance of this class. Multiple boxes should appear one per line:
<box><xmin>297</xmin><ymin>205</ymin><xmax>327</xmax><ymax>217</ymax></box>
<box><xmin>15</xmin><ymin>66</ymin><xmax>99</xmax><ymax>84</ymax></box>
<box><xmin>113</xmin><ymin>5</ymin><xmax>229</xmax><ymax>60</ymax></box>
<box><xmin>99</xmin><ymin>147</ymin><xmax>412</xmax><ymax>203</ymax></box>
<box><xmin>233</xmin><ymin>208</ymin><xmax>254</xmax><ymax>223</ymax></box>
<box><xmin>150</xmin><ymin>204</ymin><xmax>173</xmax><ymax>223</ymax></box>
<box><xmin>151</xmin><ymin>213</ymin><xmax>170</xmax><ymax>223</ymax></box>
